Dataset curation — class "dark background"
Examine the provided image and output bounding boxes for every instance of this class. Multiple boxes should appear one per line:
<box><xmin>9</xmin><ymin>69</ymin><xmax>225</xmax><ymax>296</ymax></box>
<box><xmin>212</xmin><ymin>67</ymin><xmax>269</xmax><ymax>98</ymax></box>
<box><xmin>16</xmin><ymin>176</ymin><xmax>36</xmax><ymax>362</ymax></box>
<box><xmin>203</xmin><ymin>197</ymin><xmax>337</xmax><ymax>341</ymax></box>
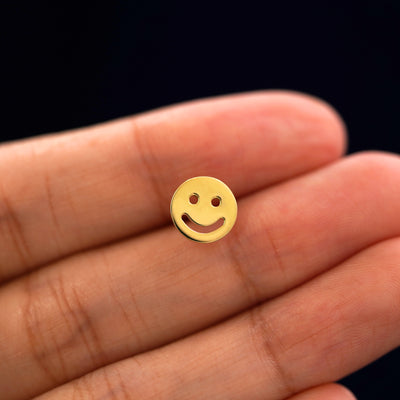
<box><xmin>1</xmin><ymin>0</ymin><xmax>399</xmax><ymax>398</ymax></box>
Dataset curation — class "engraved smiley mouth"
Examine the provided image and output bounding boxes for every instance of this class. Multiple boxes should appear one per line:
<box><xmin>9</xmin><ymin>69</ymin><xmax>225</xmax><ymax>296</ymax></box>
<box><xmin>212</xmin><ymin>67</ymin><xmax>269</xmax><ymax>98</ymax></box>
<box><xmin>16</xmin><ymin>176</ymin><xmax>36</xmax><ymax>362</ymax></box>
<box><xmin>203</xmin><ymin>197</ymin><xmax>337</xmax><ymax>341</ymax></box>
<box><xmin>182</xmin><ymin>213</ymin><xmax>225</xmax><ymax>233</ymax></box>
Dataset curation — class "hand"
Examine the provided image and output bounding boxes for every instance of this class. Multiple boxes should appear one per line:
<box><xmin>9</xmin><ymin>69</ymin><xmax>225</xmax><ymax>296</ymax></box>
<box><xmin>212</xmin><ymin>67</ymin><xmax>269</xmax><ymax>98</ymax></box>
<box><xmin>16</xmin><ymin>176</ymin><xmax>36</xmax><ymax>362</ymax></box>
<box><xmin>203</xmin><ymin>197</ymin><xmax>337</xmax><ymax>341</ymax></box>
<box><xmin>1</xmin><ymin>92</ymin><xmax>399</xmax><ymax>400</ymax></box>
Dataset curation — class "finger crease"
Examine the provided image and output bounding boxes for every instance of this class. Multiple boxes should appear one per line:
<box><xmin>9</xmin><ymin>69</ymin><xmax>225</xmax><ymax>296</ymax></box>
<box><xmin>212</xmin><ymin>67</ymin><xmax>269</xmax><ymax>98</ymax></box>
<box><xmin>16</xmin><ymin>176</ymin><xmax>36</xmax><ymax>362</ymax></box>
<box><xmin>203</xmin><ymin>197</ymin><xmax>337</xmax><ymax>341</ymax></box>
<box><xmin>115</xmin><ymin>367</ymin><xmax>131</xmax><ymax>400</ymax></box>
<box><xmin>24</xmin><ymin>275</ymin><xmax>59</xmax><ymax>385</ymax></box>
<box><xmin>0</xmin><ymin>181</ymin><xmax>31</xmax><ymax>270</ymax></box>
<box><xmin>43</xmin><ymin>171</ymin><xmax>64</xmax><ymax>256</ymax></box>
<box><xmin>54</xmin><ymin>273</ymin><xmax>100</xmax><ymax>369</ymax></box>
<box><xmin>265</xmin><ymin>226</ymin><xmax>288</xmax><ymax>284</ymax></box>
<box><xmin>72</xmin><ymin>287</ymin><xmax>107</xmax><ymax>367</ymax></box>
<box><xmin>249</xmin><ymin>307</ymin><xmax>296</xmax><ymax>398</ymax></box>
<box><xmin>130</xmin><ymin>118</ymin><xmax>168</xmax><ymax>221</ymax></box>
<box><xmin>225</xmin><ymin>227</ymin><xmax>262</xmax><ymax>305</ymax></box>
<box><xmin>102</xmin><ymin>251</ymin><xmax>145</xmax><ymax>349</ymax></box>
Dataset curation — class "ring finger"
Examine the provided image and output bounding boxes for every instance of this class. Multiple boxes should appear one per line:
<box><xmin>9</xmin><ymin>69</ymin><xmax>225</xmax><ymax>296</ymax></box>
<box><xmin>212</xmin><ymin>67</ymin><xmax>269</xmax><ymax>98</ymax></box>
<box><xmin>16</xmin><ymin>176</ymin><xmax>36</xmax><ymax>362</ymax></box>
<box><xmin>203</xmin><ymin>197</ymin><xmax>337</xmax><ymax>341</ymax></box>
<box><xmin>36</xmin><ymin>236</ymin><xmax>400</xmax><ymax>400</ymax></box>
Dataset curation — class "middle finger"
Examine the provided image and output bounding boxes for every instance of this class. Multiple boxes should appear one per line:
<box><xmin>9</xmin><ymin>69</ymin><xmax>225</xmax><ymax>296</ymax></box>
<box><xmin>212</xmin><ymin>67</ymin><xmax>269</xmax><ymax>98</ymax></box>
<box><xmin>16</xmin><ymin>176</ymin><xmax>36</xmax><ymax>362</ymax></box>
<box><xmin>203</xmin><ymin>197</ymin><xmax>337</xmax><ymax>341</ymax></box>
<box><xmin>1</xmin><ymin>152</ymin><xmax>400</xmax><ymax>400</ymax></box>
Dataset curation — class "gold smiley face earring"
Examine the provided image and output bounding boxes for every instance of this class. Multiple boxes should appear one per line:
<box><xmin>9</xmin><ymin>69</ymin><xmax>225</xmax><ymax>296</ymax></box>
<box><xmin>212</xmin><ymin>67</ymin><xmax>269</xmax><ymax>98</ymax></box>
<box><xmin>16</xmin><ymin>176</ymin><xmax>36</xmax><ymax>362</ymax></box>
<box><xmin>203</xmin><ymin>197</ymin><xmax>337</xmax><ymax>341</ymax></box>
<box><xmin>170</xmin><ymin>176</ymin><xmax>237</xmax><ymax>243</ymax></box>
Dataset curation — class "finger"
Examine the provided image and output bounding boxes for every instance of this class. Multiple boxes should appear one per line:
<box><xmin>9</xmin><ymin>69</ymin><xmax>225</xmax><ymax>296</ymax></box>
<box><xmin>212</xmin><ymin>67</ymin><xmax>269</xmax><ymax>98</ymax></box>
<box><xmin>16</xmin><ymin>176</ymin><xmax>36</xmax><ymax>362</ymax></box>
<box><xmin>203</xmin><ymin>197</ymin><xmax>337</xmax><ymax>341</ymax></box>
<box><xmin>34</xmin><ymin>236</ymin><xmax>400</xmax><ymax>400</ymax></box>
<box><xmin>2</xmin><ymin>152</ymin><xmax>400</xmax><ymax>400</ymax></box>
<box><xmin>0</xmin><ymin>91</ymin><xmax>345</xmax><ymax>282</ymax></box>
<box><xmin>285</xmin><ymin>384</ymin><xmax>356</xmax><ymax>400</ymax></box>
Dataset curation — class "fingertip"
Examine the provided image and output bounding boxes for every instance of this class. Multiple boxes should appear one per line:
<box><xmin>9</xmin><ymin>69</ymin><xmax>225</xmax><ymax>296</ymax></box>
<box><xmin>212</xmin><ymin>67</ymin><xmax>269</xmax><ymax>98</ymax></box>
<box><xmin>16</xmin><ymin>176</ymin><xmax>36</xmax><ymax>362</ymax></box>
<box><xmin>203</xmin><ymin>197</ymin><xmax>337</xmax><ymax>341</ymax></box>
<box><xmin>285</xmin><ymin>383</ymin><xmax>356</xmax><ymax>400</ymax></box>
<box><xmin>325</xmin><ymin>383</ymin><xmax>357</xmax><ymax>400</ymax></box>
<box><xmin>222</xmin><ymin>89</ymin><xmax>348</xmax><ymax>163</ymax></box>
<box><xmin>263</xmin><ymin>90</ymin><xmax>348</xmax><ymax>158</ymax></box>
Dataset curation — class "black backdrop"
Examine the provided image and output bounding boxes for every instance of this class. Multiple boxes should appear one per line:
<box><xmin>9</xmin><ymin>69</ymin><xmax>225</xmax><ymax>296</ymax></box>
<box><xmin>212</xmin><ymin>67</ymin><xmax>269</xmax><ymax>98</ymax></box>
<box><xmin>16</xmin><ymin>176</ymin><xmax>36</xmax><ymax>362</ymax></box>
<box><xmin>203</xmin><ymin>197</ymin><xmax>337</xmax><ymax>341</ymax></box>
<box><xmin>1</xmin><ymin>1</ymin><xmax>400</xmax><ymax>398</ymax></box>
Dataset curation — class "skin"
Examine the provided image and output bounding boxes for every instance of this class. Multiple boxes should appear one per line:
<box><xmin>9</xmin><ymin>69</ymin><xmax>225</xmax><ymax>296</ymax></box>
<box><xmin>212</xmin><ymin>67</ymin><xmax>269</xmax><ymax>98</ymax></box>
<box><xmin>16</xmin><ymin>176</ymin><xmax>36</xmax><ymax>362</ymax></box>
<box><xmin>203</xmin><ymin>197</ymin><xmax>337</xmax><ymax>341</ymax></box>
<box><xmin>0</xmin><ymin>91</ymin><xmax>399</xmax><ymax>400</ymax></box>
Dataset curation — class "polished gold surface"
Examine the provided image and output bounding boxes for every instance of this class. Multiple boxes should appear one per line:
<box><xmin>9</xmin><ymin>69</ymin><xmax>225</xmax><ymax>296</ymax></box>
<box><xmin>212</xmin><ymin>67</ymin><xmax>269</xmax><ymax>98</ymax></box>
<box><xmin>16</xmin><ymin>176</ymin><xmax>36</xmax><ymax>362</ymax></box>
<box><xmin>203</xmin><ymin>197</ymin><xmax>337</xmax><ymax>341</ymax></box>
<box><xmin>170</xmin><ymin>176</ymin><xmax>237</xmax><ymax>243</ymax></box>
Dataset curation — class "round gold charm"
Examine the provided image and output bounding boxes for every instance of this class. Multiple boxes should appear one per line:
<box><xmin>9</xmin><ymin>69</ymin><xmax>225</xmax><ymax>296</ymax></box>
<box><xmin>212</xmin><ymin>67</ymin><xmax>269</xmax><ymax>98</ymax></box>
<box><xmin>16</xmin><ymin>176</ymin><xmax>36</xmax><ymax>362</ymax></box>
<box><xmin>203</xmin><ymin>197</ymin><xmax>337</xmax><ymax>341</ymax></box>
<box><xmin>170</xmin><ymin>176</ymin><xmax>237</xmax><ymax>243</ymax></box>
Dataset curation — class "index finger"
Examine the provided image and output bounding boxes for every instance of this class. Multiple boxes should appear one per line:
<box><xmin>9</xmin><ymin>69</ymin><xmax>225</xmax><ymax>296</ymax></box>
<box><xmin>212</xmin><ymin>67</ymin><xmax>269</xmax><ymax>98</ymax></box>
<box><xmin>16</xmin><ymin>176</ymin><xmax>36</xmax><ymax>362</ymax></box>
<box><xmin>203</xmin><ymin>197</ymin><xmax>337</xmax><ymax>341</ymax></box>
<box><xmin>0</xmin><ymin>91</ymin><xmax>345</xmax><ymax>282</ymax></box>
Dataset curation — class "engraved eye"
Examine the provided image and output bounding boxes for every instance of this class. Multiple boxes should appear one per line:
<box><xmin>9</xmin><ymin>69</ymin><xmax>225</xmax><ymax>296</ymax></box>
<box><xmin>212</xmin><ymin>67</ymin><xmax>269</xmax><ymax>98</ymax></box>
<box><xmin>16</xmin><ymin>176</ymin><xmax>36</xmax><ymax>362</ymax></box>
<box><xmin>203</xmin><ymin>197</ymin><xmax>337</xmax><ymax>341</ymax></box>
<box><xmin>211</xmin><ymin>197</ymin><xmax>221</xmax><ymax>207</ymax></box>
<box><xmin>189</xmin><ymin>193</ymin><xmax>199</xmax><ymax>204</ymax></box>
